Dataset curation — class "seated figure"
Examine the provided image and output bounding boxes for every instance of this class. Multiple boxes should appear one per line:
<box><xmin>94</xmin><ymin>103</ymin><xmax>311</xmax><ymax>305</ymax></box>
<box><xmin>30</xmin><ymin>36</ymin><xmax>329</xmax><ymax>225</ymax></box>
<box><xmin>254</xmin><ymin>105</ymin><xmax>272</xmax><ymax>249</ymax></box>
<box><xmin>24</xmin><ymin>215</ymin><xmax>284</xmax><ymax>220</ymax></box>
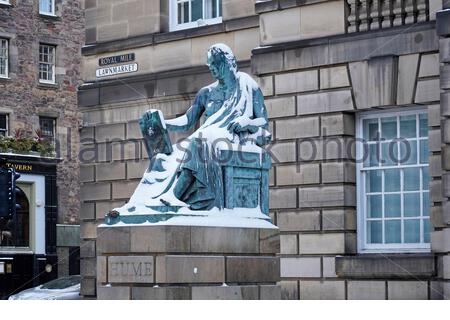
<box><xmin>109</xmin><ymin>44</ymin><xmax>271</xmax><ymax>222</ymax></box>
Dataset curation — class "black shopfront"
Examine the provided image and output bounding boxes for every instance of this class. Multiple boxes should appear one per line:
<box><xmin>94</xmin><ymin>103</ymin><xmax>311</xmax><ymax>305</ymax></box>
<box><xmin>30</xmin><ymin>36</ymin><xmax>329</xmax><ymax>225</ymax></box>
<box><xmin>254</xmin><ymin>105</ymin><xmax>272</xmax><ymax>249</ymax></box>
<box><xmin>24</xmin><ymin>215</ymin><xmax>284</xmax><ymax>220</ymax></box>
<box><xmin>0</xmin><ymin>155</ymin><xmax>58</xmax><ymax>299</ymax></box>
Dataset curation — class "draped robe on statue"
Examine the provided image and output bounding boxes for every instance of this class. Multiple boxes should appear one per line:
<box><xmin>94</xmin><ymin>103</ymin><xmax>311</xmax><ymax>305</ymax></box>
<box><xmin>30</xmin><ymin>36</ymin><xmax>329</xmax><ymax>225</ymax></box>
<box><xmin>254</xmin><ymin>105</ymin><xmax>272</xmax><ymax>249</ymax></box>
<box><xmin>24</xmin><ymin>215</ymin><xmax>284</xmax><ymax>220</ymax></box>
<box><xmin>113</xmin><ymin>70</ymin><xmax>270</xmax><ymax>216</ymax></box>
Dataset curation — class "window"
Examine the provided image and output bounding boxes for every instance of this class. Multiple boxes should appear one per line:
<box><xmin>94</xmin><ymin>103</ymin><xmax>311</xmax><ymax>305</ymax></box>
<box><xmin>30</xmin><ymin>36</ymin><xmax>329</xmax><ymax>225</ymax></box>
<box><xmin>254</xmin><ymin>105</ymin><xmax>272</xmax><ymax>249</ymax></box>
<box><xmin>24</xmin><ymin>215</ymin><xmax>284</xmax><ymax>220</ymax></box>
<box><xmin>39</xmin><ymin>0</ymin><xmax>55</xmax><ymax>16</ymax></box>
<box><xmin>357</xmin><ymin>109</ymin><xmax>430</xmax><ymax>253</ymax></box>
<box><xmin>39</xmin><ymin>44</ymin><xmax>56</xmax><ymax>84</ymax></box>
<box><xmin>0</xmin><ymin>114</ymin><xmax>8</xmax><ymax>136</ymax></box>
<box><xmin>170</xmin><ymin>0</ymin><xmax>222</xmax><ymax>31</ymax></box>
<box><xmin>0</xmin><ymin>38</ymin><xmax>8</xmax><ymax>78</ymax></box>
<box><xmin>39</xmin><ymin>117</ymin><xmax>56</xmax><ymax>143</ymax></box>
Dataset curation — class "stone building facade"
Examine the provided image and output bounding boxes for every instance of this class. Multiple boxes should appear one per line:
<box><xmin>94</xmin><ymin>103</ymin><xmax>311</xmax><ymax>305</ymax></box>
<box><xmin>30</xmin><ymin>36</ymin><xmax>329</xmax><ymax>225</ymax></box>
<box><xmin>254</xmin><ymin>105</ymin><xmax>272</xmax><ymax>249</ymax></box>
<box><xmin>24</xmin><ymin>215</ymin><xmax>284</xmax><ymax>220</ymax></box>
<box><xmin>79</xmin><ymin>0</ymin><xmax>450</xmax><ymax>299</ymax></box>
<box><xmin>0</xmin><ymin>0</ymin><xmax>84</xmax><ymax>295</ymax></box>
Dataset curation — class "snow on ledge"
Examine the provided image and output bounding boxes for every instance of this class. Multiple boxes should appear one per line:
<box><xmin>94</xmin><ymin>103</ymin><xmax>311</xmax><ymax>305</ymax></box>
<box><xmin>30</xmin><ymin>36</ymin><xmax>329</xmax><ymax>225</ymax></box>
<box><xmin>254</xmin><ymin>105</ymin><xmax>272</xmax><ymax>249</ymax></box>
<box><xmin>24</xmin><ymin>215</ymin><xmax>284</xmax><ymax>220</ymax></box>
<box><xmin>100</xmin><ymin>216</ymin><xmax>277</xmax><ymax>229</ymax></box>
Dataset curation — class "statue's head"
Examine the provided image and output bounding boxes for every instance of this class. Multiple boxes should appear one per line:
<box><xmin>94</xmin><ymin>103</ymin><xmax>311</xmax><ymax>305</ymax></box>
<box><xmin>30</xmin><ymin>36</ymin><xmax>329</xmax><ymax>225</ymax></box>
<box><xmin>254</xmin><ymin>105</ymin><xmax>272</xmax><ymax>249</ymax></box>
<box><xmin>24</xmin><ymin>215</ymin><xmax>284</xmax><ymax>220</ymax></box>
<box><xmin>206</xmin><ymin>44</ymin><xmax>237</xmax><ymax>80</ymax></box>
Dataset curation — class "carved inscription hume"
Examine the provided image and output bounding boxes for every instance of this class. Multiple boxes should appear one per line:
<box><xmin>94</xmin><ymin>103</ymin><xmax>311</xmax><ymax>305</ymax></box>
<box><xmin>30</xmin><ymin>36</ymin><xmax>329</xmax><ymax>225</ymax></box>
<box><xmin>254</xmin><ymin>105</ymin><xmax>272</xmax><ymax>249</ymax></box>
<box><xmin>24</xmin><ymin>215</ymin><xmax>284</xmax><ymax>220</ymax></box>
<box><xmin>108</xmin><ymin>256</ymin><xmax>154</xmax><ymax>283</ymax></box>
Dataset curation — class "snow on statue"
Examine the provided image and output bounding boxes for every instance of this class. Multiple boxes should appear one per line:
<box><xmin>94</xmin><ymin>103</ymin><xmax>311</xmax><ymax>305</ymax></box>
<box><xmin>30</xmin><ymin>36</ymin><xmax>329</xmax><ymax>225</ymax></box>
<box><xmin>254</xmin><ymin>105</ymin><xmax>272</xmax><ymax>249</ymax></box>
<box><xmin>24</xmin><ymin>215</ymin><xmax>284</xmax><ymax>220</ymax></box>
<box><xmin>106</xmin><ymin>44</ymin><xmax>274</xmax><ymax>228</ymax></box>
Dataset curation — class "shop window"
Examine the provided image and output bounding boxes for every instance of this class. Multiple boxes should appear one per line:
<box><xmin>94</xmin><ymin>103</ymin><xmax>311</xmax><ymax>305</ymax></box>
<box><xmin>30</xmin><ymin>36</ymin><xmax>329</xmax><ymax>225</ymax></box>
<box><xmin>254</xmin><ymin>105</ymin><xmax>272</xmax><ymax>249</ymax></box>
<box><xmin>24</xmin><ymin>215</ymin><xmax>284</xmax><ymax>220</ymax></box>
<box><xmin>39</xmin><ymin>44</ymin><xmax>56</xmax><ymax>84</ymax></box>
<box><xmin>170</xmin><ymin>0</ymin><xmax>222</xmax><ymax>31</ymax></box>
<box><xmin>39</xmin><ymin>0</ymin><xmax>55</xmax><ymax>16</ymax></box>
<box><xmin>0</xmin><ymin>38</ymin><xmax>8</xmax><ymax>78</ymax></box>
<box><xmin>0</xmin><ymin>114</ymin><xmax>8</xmax><ymax>136</ymax></box>
<box><xmin>357</xmin><ymin>109</ymin><xmax>430</xmax><ymax>253</ymax></box>
<box><xmin>0</xmin><ymin>187</ymin><xmax>29</xmax><ymax>248</ymax></box>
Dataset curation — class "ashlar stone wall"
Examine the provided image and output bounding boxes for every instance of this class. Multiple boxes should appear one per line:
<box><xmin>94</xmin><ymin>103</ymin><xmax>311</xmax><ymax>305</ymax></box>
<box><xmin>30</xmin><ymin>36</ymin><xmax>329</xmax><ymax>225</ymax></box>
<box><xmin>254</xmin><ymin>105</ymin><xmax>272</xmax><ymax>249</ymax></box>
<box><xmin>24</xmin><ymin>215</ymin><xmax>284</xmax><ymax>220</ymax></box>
<box><xmin>252</xmin><ymin>15</ymin><xmax>443</xmax><ymax>298</ymax></box>
<box><xmin>436</xmin><ymin>6</ymin><xmax>450</xmax><ymax>299</ymax></box>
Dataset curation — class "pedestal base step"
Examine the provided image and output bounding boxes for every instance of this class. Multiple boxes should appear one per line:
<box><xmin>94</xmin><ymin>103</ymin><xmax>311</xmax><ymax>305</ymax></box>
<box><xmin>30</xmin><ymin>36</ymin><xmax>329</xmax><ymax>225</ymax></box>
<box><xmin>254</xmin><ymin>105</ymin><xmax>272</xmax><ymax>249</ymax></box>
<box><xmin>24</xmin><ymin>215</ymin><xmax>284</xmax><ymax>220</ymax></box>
<box><xmin>97</xmin><ymin>284</ymin><xmax>281</xmax><ymax>300</ymax></box>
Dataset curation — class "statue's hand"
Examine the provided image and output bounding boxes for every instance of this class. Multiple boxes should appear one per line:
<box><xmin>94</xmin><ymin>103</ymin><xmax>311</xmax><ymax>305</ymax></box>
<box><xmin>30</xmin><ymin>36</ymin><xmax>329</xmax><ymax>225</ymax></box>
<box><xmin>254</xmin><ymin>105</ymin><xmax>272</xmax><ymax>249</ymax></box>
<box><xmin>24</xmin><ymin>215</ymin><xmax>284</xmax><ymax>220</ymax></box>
<box><xmin>139</xmin><ymin>110</ymin><xmax>153</xmax><ymax>134</ymax></box>
<box><xmin>227</xmin><ymin>117</ymin><xmax>259</xmax><ymax>134</ymax></box>
<box><xmin>227</xmin><ymin>117</ymin><xmax>249</xmax><ymax>134</ymax></box>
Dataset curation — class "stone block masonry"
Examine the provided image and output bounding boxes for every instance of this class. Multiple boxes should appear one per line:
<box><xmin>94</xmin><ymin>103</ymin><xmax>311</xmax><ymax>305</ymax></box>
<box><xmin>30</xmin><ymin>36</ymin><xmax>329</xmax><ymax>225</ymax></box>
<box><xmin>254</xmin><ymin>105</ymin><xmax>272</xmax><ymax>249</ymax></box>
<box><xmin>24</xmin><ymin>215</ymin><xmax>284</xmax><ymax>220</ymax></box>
<box><xmin>96</xmin><ymin>225</ymin><xmax>281</xmax><ymax>300</ymax></box>
<box><xmin>436</xmin><ymin>7</ymin><xmax>450</xmax><ymax>301</ymax></box>
<box><xmin>251</xmin><ymin>19</ymin><xmax>444</xmax><ymax>299</ymax></box>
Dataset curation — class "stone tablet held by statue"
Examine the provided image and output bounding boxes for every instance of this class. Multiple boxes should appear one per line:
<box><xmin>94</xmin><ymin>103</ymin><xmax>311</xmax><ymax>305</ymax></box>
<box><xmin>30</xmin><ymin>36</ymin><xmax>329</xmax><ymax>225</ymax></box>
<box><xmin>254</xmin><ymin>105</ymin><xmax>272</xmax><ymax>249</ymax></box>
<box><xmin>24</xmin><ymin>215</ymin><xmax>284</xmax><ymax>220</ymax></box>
<box><xmin>139</xmin><ymin>110</ymin><xmax>173</xmax><ymax>162</ymax></box>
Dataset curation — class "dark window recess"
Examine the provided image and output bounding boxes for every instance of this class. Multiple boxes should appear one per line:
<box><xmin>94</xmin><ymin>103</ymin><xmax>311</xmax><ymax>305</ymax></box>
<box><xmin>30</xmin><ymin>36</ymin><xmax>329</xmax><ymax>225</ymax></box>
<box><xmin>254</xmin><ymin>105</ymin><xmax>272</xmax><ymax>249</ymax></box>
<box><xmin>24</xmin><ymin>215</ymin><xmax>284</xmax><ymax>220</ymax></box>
<box><xmin>0</xmin><ymin>114</ymin><xmax>8</xmax><ymax>136</ymax></box>
<box><xmin>0</xmin><ymin>186</ymin><xmax>29</xmax><ymax>247</ymax></box>
<box><xmin>68</xmin><ymin>247</ymin><xmax>80</xmax><ymax>275</ymax></box>
<box><xmin>39</xmin><ymin>117</ymin><xmax>55</xmax><ymax>142</ymax></box>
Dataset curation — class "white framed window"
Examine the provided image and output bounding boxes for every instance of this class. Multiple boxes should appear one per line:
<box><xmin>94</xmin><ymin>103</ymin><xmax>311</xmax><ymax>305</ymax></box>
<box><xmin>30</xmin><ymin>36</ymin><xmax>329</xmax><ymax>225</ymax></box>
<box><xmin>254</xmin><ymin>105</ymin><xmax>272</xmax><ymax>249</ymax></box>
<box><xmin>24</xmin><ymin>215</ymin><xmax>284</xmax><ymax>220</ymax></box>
<box><xmin>0</xmin><ymin>38</ymin><xmax>8</xmax><ymax>78</ymax></box>
<box><xmin>170</xmin><ymin>0</ymin><xmax>222</xmax><ymax>31</ymax></box>
<box><xmin>0</xmin><ymin>114</ymin><xmax>8</xmax><ymax>136</ymax></box>
<box><xmin>39</xmin><ymin>44</ymin><xmax>56</xmax><ymax>84</ymax></box>
<box><xmin>39</xmin><ymin>116</ymin><xmax>56</xmax><ymax>144</ymax></box>
<box><xmin>356</xmin><ymin>108</ymin><xmax>430</xmax><ymax>253</ymax></box>
<box><xmin>0</xmin><ymin>1</ymin><xmax>11</xmax><ymax>6</ymax></box>
<box><xmin>39</xmin><ymin>0</ymin><xmax>55</xmax><ymax>16</ymax></box>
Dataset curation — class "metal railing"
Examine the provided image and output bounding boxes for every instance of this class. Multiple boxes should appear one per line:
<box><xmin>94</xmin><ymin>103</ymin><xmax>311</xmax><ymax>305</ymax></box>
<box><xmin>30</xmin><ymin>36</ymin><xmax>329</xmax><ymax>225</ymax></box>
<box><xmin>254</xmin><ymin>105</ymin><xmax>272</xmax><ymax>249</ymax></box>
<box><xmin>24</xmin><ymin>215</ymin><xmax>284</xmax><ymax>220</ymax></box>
<box><xmin>347</xmin><ymin>0</ymin><xmax>430</xmax><ymax>33</ymax></box>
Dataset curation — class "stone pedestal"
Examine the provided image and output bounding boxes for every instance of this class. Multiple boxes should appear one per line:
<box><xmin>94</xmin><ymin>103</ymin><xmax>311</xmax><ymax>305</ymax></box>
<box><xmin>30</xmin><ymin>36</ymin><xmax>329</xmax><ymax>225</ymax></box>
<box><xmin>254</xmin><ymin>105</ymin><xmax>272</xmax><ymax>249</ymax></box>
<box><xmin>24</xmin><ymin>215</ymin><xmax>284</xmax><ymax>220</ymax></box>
<box><xmin>96</xmin><ymin>224</ymin><xmax>280</xmax><ymax>300</ymax></box>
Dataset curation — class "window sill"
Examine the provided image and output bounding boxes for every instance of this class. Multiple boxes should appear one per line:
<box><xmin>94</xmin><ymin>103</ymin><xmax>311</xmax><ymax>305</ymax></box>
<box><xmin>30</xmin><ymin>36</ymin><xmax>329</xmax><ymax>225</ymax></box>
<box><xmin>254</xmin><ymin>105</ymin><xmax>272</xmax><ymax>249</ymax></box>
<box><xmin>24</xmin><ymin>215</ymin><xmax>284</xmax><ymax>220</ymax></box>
<box><xmin>0</xmin><ymin>76</ymin><xmax>11</xmax><ymax>82</ymax></box>
<box><xmin>0</xmin><ymin>3</ymin><xmax>12</xmax><ymax>9</ymax></box>
<box><xmin>39</xmin><ymin>13</ymin><xmax>59</xmax><ymax>21</ymax></box>
<box><xmin>170</xmin><ymin>17</ymin><xmax>223</xmax><ymax>32</ymax></box>
<box><xmin>38</xmin><ymin>81</ymin><xmax>58</xmax><ymax>89</ymax></box>
<box><xmin>335</xmin><ymin>253</ymin><xmax>436</xmax><ymax>279</ymax></box>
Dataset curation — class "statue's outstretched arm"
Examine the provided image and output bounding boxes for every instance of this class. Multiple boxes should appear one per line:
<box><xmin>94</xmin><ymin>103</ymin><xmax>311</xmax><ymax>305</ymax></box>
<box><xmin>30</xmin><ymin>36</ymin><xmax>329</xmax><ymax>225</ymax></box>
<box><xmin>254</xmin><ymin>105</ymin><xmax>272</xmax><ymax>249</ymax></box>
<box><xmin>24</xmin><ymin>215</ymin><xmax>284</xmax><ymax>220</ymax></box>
<box><xmin>166</xmin><ymin>88</ymin><xmax>207</xmax><ymax>132</ymax></box>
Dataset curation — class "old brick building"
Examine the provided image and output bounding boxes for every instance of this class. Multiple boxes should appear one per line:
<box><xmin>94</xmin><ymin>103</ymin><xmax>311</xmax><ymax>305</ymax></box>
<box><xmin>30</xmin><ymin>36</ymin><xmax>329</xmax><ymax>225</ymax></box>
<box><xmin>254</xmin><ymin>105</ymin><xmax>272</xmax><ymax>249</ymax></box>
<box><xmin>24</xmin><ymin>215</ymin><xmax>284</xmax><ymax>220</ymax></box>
<box><xmin>79</xmin><ymin>0</ymin><xmax>450</xmax><ymax>299</ymax></box>
<box><xmin>0</xmin><ymin>0</ymin><xmax>83</xmax><ymax>297</ymax></box>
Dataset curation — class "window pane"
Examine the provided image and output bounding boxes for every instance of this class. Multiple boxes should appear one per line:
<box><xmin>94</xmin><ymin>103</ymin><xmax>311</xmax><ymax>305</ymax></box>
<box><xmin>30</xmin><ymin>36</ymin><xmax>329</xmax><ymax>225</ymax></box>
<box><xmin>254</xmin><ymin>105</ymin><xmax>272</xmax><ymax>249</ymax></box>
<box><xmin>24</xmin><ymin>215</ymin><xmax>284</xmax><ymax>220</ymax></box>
<box><xmin>40</xmin><ymin>117</ymin><xmax>55</xmax><ymax>137</ymax></box>
<box><xmin>363</xmin><ymin>118</ymin><xmax>379</xmax><ymax>141</ymax></box>
<box><xmin>0</xmin><ymin>115</ymin><xmax>6</xmax><ymax>129</ymax></box>
<box><xmin>404</xmin><ymin>167</ymin><xmax>420</xmax><ymax>191</ymax></box>
<box><xmin>204</xmin><ymin>0</ymin><xmax>216</xmax><ymax>19</ymax></box>
<box><xmin>404</xmin><ymin>193</ymin><xmax>420</xmax><ymax>217</ymax></box>
<box><xmin>419</xmin><ymin>113</ymin><xmax>428</xmax><ymax>137</ymax></box>
<box><xmin>39</xmin><ymin>45</ymin><xmax>55</xmax><ymax>82</ymax></box>
<box><xmin>213</xmin><ymin>0</ymin><xmax>219</xmax><ymax>18</ymax></box>
<box><xmin>0</xmin><ymin>39</ymin><xmax>7</xmax><ymax>77</ymax></box>
<box><xmin>40</xmin><ymin>0</ymin><xmax>53</xmax><ymax>14</ymax></box>
<box><xmin>419</xmin><ymin>140</ymin><xmax>429</xmax><ymax>164</ymax></box>
<box><xmin>399</xmin><ymin>140</ymin><xmax>417</xmax><ymax>165</ymax></box>
<box><xmin>381</xmin><ymin>117</ymin><xmax>397</xmax><ymax>140</ymax></box>
<box><xmin>367</xmin><ymin>195</ymin><xmax>382</xmax><ymax>218</ymax></box>
<box><xmin>178</xmin><ymin>1</ymin><xmax>189</xmax><ymax>24</ymax></box>
<box><xmin>366</xmin><ymin>170</ymin><xmax>382</xmax><ymax>193</ymax></box>
<box><xmin>385</xmin><ymin>194</ymin><xmax>401</xmax><ymax>218</ymax></box>
<box><xmin>364</xmin><ymin>143</ymin><xmax>379</xmax><ymax>167</ymax></box>
<box><xmin>368</xmin><ymin>221</ymin><xmax>382</xmax><ymax>244</ymax></box>
<box><xmin>422</xmin><ymin>192</ymin><xmax>430</xmax><ymax>216</ymax></box>
<box><xmin>192</xmin><ymin>0</ymin><xmax>203</xmax><ymax>21</ymax></box>
<box><xmin>381</xmin><ymin>142</ymin><xmax>397</xmax><ymax>166</ymax></box>
<box><xmin>423</xmin><ymin>219</ymin><xmax>430</xmax><ymax>243</ymax></box>
<box><xmin>404</xmin><ymin>219</ymin><xmax>420</xmax><ymax>243</ymax></box>
<box><xmin>0</xmin><ymin>114</ymin><xmax>7</xmax><ymax>136</ymax></box>
<box><xmin>422</xmin><ymin>167</ymin><xmax>429</xmax><ymax>191</ymax></box>
<box><xmin>384</xmin><ymin>169</ymin><xmax>400</xmax><ymax>192</ymax></box>
<box><xmin>400</xmin><ymin>115</ymin><xmax>416</xmax><ymax>138</ymax></box>
<box><xmin>385</xmin><ymin>220</ymin><xmax>401</xmax><ymax>243</ymax></box>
